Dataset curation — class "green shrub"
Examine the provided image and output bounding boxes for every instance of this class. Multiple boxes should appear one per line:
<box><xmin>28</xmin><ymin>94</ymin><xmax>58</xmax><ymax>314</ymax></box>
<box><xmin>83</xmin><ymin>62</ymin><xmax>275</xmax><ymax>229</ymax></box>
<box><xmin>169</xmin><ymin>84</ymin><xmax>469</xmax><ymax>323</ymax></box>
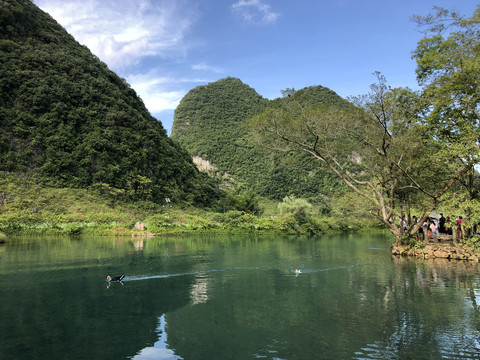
<box><xmin>278</xmin><ymin>196</ymin><xmax>312</xmax><ymax>223</ymax></box>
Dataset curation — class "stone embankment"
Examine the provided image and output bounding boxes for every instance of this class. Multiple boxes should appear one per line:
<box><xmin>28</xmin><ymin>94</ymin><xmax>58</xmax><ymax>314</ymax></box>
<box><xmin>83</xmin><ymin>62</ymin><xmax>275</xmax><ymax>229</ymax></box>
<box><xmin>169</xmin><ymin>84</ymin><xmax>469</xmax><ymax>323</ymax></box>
<box><xmin>391</xmin><ymin>242</ymin><xmax>480</xmax><ymax>261</ymax></box>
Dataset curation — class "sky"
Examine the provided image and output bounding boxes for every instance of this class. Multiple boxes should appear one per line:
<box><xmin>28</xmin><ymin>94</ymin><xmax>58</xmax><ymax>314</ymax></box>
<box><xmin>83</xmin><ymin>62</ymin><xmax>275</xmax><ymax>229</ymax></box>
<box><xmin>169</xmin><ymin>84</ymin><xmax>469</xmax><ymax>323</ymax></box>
<box><xmin>35</xmin><ymin>0</ymin><xmax>478</xmax><ymax>135</ymax></box>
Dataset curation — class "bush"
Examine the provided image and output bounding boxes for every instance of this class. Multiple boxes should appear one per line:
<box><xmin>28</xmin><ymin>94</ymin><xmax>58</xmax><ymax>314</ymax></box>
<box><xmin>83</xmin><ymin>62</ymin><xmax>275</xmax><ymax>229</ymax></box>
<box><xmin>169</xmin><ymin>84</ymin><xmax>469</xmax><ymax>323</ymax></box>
<box><xmin>219</xmin><ymin>191</ymin><xmax>263</xmax><ymax>215</ymax></box>
<box><xmin>278</xmin><ymin>196</ymin><xmax>312</xmax><ymax>223</ymax></box>
<box><xmin>211</xmin><ymin>210</ymin><xmax>244</xmax><ymax>223</ymax></box>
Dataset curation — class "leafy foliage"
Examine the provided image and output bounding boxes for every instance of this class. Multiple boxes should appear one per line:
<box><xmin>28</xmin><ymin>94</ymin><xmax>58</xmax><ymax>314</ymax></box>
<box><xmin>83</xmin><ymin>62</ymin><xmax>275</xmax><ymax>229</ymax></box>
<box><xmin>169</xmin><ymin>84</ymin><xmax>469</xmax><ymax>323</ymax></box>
<box><xmin>248</xmin><ymin>70</ymin><xmax>476</xmax><ymax>243</ymax></box>
<box><xmin>410</xmin><ymin>6</ymin><xmax>480</xmax><ymax>222</ymax></box>
<box><xmin>172</xmin><ymin>77</ymin><xmax>351</xmax><ymax>201</ymax></box>
<box><xmin>277</xmin><ymin>195</ymin><xmax>312</xmax><ymax>223</ymax></box>
<box><xmin>412</xmin><ymin>6</ymin><xmax>480</xmax><ymax>166</ymax></box>
<box><xmin>222</xmin><ymin>190</ymin><xmax>263</xmax><ymax>215</ymax></box>
<box><xmin>0</xmin><ymin>172</ymin><xmax>379</xmax><ymax>236</ymax></box>
<box><xmin>0</xmin><ymin>0</ymin><xmax>217</xmax><ymax>206</ymax></box>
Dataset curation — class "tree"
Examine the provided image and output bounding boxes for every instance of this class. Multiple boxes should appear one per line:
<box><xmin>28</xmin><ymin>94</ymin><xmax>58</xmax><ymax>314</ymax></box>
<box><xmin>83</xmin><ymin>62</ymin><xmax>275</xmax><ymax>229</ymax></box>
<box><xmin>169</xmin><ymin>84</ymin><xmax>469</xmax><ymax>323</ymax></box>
<box><xmin>249</xmin><ymin>70</ymin><xmax>475</xmax><ymax>243</ymax></box>
<box><xmin>412</xmin><ymin>6</ymin><xmax>480</xmax><ymax>163</ymax></box>
<box><xmin>248</xmin><ymin>6</ymin><xmax>480</xmax><ymax>243</ymax></box>
<box><xmin>412</xmin><ymin>5</ymin><xmax>480</xmax><ymax>227</ymax></box>
<box><xmin>278</xmin><ymin>195</ymin><xmax>312</xmax><ymax>223</ymax></box>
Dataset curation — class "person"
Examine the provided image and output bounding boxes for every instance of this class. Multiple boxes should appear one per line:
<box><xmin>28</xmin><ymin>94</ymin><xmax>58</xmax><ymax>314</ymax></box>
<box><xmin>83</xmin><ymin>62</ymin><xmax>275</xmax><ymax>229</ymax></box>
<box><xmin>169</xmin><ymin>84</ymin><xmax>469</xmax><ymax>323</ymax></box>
<box><xmin>457</xmin><ymin>216</ymin><xmax>464</xmax><ymax>240</ymax></box>
<box><xmin>414</xmin><ymin>216</ymin><xmax>423</xmax><ymax>235</ymax></box>
<box><xmin>439</xmin><ymin>213</ymin><xmax>446</xmax><ymax>234</ymax></box>
<box><xmin>444</xmin><ymin>216</ymin><xmax>452</xmax><ymax>235</ymax></box>
<box><xmin>422</xmin><ymin>218</ymin><xmax>429</xmax><ymax>238</ymax></box>
<box><xmin>430</xmin><ymin>220</ymin><xmax>438</xmax><ymax>237</ymax></box>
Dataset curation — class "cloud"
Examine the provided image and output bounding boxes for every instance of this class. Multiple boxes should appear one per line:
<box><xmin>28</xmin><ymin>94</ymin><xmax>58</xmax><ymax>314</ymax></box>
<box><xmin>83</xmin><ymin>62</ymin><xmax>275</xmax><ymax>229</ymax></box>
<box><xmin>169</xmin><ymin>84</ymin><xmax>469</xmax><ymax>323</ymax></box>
<box><xmin>36</xmin><ymin>0</ymin><xmax>199</xmax><ymax>70</ymax></box>
<box><xmin>231</xmin><ymin>0</ymin><xmax>280</xmax><ymax>25</ymax></box>
<box><xmin>126</xmin><ymin>73</ymin><xmax>210</xmax><ymax>113</ymax></box>
<box><xmin>126</xmin><ymin>74</ymin><xmax>184</xmax><ymax>113</ymax></box>
<box><xmin>192</xmin><ymin>62</ymin><xmax>224</xmax><ymax>74</ymax></box>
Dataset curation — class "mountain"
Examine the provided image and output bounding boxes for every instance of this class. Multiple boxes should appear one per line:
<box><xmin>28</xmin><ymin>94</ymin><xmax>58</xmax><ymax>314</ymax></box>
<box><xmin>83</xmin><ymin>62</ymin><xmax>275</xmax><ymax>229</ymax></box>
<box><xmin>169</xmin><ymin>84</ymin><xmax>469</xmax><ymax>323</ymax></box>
<box><xmin>172</xmin><ymin>77</ymin><xmax>351</xmax><ymax>201</ymax></box>
<box><xmin>0</xmin><ymin>0</ymin><xmax>216</xmax><ymax>205</ymax></box>
<box><xmin>171</xmin><ymin>77</ymin><xmax>268</xmax><ymax>189</ymax></box>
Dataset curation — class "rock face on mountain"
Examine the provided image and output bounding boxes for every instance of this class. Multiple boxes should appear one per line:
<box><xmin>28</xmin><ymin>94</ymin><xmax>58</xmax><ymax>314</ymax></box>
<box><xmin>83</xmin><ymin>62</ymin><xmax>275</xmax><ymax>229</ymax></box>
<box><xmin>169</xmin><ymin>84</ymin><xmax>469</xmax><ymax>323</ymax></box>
<box><xmin>0</xmin><ymin>0</ymin><xmax>215</xmax><ymax>205</ymax></box>
<box><xmin>172</xmin><ymin>77</ymin><xmax>351</xmax><ymax>200</ymax></box>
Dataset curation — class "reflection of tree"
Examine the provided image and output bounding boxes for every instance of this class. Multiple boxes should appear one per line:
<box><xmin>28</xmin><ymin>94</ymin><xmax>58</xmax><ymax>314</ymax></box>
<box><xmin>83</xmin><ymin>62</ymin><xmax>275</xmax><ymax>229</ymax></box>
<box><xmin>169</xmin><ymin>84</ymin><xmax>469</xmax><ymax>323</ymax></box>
<box><xmin>165</xmin><ymin>242</ymin><xmax>480</xmax><ymax>359</ymax></box>
<box><xmin>370</xmin><ymin>257</ymin><xmax>480</xmax><ymax>358</ymax></box>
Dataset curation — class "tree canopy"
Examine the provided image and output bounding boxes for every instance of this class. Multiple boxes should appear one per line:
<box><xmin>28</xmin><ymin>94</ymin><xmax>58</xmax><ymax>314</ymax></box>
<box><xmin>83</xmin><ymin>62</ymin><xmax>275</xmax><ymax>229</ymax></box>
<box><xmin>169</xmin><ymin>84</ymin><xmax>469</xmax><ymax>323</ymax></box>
<box><xmin>248</xmin><ymin>4</ymin><xmax>480</xmax><ymax>242</ymax></box>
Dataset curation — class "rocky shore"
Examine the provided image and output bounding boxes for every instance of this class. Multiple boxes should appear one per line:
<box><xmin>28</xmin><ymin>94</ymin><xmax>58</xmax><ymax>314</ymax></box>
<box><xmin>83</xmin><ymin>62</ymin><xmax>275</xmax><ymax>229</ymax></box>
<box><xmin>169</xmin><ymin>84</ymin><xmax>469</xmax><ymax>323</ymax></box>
<box><xmin>391</xmin><ymin>242</ymin><xmax>480</xmax><ymax>261</ymax></box>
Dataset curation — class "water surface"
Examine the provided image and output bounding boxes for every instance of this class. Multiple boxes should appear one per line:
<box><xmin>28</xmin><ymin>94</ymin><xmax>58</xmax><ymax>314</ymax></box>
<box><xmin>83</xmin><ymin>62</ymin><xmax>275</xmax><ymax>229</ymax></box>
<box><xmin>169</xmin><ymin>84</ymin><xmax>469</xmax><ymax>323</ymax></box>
<box><xmin>1</xmin><ymin>233</ymin><xmax>480</xmax><ymax>359</ymax></box>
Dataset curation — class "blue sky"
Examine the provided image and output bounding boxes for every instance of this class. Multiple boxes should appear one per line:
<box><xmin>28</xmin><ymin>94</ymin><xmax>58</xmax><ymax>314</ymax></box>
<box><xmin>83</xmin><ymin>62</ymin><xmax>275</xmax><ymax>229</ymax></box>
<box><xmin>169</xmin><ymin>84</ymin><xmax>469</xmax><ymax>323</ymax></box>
<box><xmin>35</xmin><ymin>0</ymin><xmax>477</xmax><ymax>135</ymax></box>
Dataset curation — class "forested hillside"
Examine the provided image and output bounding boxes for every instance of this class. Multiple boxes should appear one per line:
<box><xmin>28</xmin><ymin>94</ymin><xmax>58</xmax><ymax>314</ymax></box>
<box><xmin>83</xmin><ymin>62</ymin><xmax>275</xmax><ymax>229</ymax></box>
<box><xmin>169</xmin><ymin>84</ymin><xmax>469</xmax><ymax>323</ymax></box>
<box><xmin>0</xmin><ymin>0</ymin><xmax>216</xmax><ymax>205</ymax></box>
<box><xmin>172</xmin><ymin>78</ymin><xmax>352</xmax><ymax>202</ymax></box>
<box><xmin>171</xmin><ymin>77</ymin><xmax>269</xmax><ymax>192</ymax></box>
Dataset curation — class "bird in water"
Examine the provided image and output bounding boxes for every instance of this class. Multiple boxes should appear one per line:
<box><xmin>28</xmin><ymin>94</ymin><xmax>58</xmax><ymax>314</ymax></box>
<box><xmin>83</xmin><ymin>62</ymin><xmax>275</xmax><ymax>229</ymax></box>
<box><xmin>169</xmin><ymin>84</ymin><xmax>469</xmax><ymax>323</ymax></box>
<box><xmin>295</xmin><ymin>269</ymin><xmax>302</xmax><ymax>276</ymax></box>
<box><xmin>107</xmin><ymin>274</ymin><xmax>125</xmax><ymax>282</ymax></box>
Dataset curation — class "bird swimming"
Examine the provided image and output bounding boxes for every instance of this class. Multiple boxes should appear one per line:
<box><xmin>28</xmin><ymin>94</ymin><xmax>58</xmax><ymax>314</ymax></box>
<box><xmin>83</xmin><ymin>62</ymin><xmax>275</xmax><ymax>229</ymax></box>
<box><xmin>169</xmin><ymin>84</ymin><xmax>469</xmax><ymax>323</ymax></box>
<box><xmin>107</xmin><ymin>274</ymin><xmax>125</xmax><ymax>282</ymax></box>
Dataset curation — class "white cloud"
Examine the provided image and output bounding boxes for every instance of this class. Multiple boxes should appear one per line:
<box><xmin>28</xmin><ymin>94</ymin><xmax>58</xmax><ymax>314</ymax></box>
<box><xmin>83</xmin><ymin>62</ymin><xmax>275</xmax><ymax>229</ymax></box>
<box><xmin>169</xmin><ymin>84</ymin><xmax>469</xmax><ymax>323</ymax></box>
<box><xmin>126</xmin><ymin>73</ymin><xmax>210</xmax><ymax>113</ymax></box>
<box><xmin>192</xmin><ymin>62</ymin><xmax>224</xmax><ymax>74</ymax></box>
<box><xmin>231</xmin><ymin>0</ymin><xmax>280</xmax><ymax>25</ymax></box>
<box><xmin>36</xmin><ymin>0</ymin><xmax>199</xmax><ymax>70</ymax></box>
<box><xmin>127</xmin><ymin>74</ymin><xmax>184</xmax><ymax>113</ymax></box>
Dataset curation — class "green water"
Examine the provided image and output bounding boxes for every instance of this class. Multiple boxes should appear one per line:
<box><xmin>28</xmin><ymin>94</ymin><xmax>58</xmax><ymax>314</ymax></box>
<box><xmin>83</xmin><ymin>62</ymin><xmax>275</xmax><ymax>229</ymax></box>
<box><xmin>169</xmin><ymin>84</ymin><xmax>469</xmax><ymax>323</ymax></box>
<box><xmin>1</xmin><ymin>233</ymin><xmax>480</xmax><ymax>359</ymax></box>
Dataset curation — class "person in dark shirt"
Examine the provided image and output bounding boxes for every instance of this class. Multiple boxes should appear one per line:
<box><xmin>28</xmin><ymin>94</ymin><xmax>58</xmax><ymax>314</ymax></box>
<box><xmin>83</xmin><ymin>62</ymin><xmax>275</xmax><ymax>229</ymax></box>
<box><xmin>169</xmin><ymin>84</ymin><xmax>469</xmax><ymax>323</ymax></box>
<box><xmin>439</xmin><ymin>213</ymin><xmax>446</xmax><ymax>234</ymax></box>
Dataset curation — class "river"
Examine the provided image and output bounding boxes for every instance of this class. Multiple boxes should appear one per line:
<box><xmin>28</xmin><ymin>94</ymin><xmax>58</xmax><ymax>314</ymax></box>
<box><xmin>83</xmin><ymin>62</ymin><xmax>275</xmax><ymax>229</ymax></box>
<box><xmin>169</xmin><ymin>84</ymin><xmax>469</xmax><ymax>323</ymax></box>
<box><xmin>1</xmin><ymin>233</ymin><xmax>480</xmax><ymax>359</ymax></box>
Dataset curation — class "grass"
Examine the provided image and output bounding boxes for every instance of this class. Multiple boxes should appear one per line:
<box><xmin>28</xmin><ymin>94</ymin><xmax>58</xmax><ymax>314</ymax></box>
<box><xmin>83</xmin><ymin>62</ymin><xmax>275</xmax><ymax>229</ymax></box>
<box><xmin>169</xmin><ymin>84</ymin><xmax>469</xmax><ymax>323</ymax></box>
<box><xmin>0</xmin><ymin>173</ymin><xmax>382</xmax><ymax>237</ymax></box>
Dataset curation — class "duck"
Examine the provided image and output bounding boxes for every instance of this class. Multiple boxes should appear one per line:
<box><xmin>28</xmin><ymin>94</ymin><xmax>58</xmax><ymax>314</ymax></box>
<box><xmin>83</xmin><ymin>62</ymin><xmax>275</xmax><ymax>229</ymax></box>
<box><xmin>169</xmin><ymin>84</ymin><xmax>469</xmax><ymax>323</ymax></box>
<box><xmin>107</xmin><ymin>274</ymin><xmax>125</xmax><ymax>282</ymax></box>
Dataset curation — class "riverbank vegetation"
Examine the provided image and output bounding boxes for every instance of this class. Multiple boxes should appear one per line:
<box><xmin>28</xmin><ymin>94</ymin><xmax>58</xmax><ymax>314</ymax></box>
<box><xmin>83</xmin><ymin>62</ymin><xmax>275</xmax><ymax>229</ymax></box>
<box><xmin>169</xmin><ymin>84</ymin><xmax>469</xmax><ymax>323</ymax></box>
<box><xmin>0</xmin><ymin>173</ymin><xmax>382</xmax><ymax>237</ymax></box>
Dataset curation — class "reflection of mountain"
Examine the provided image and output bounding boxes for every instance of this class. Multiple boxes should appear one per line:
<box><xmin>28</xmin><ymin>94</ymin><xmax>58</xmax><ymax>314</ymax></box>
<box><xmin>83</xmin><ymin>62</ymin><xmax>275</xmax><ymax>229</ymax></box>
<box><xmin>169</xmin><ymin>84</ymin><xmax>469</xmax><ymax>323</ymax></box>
<box><xmin>3</xmin><ymin>235</ymin><xmax>480</xmax><ymax>359</ymax></box>
<box><xmin>0</xmin><ymin>238</ymin><xmax>194</xmax><ymax>360</ymax></box>
<box><xmin>2</xmin><ymin>268</ymin><xmax>193</xmax><ymax>359</ymax></box>
<box><xmin>162</xmin><ymin>249</ymin><xmax>480</xmax><ymax>359</ymax></box>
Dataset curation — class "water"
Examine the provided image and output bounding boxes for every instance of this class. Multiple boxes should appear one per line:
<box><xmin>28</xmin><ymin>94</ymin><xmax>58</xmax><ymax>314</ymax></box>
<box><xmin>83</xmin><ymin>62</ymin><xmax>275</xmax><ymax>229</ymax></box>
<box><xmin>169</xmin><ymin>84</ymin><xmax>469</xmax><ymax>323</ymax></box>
<box><xmin>1</xmin><ymin>233</ymin><xmax>480</xmax><ymax>359</ymax></box>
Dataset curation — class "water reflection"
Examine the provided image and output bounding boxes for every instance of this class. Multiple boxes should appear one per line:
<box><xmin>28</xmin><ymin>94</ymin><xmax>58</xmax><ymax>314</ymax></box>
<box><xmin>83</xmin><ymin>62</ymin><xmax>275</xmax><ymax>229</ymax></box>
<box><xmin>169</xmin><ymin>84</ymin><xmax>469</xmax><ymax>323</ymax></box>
<box><xmin>2</xmin><ymin>234</ymin><xmax>480</xmax><ymax>359</ymax></box>
<box><xmin>354</xmin><ymin>312</ymin><xmax>480</xmax><ymax>360</ymax></box>
<box><xmin>131</xmin><ymin>315</ymin><xmax>182</xmax><ymax>360</ymax></box>
<box><xmin>351</xmin><ymin>257</ymin><xmax>480</xmax><ymax>360</ymax></box>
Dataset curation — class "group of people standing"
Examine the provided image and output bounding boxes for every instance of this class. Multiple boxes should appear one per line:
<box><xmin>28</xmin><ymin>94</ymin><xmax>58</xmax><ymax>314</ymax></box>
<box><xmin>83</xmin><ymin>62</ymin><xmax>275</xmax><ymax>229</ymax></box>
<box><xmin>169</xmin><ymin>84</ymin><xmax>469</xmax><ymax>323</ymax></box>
<box><xmin>400</xmin><ymin>214</ymin><xmax>465</xmax><ymax>239</ymax></box>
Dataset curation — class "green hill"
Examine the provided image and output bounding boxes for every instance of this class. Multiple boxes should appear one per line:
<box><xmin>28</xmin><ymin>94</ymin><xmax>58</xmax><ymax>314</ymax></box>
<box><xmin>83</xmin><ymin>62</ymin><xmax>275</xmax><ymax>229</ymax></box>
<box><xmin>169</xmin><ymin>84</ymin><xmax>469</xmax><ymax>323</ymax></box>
<box><xmin>171</xmin><ymin>77</ymin><xmax>268</xmax><ymax>190</ymax></box>
<box><xmin>172</xmin><ymin>77</ymin><xmax>352</xmax><ymax>202</ymax></box>
<box><xmin>0</xmin><ymin>0</ymin><xmax>215</xmax><ymax>206</ymax></box>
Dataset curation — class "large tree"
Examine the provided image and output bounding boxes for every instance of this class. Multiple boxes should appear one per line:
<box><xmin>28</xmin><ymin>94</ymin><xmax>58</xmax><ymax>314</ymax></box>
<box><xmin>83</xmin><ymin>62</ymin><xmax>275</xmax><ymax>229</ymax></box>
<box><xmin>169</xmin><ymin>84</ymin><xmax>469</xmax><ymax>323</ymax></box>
<box><xmin>248</xmin><ymin>5</ymin><xmax>480</xmax><ymax>243</ymax></box>
<box><xmin>249</xmin><ymin>75</ymin><xmax>448</xmax><ymax>242</ymax></box>
<box><xmin>412</xmin><ymin>5</ymin><xmax>480</xmax><ymax>229</ymax></box>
